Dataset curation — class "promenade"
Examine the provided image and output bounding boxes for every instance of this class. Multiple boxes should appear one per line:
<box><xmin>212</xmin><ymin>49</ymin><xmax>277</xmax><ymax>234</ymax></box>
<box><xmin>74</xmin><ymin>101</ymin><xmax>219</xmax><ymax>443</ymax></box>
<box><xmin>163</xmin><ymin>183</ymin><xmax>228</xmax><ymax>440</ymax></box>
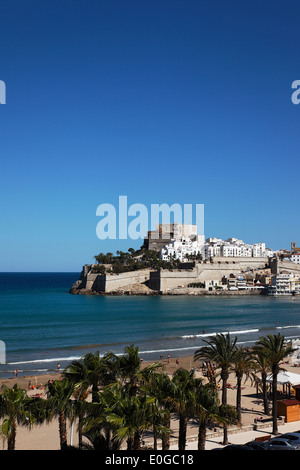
<box><xmin>170</xmin><ymin>420</ymin><xmax>300</xmax><ymax>450</ymax></box>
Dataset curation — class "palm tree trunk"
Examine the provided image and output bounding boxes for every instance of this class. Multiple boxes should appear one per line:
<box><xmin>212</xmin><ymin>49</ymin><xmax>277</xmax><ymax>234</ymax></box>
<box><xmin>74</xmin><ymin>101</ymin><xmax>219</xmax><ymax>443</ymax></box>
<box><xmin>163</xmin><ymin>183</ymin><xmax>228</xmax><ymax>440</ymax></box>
<box><xmin>221</xmin><ymin>369</ymin><xmax>229</xmax><ymax>446</ymax></box>
<box><xmin>58</xmin><ymin>411</ymin><xmax>68</xmax><ymax>450</ymax></box>
<box><xmin>223</xmin><ymin>423</ymin><xmax>228</xmax><ymax>446</ymax></box>
<box><xmin>178</xmin><ymin>415</ymin><xmax>187</xmax><ymax>451</ymax></box>
<box><xmin>153</xmin><ymin>428</ymin><xmax>157</xmax><ymax>450</ymax></box>
<box><xmin>8</xmin><ymin>417</ymin><xmax>17</xmax><ymax>451</ymax></box>
<box><xmin>221</xmin><ymin>369</ymin><xmax>229</xmax><ymax>406</ymax></box>
<box><xmin>92</xmin><ymin>382</ymin><xmax>99</xmax><ymax>403</ymax></box>
<box><xmin>133</xmin><ymin>430</ymin><xmax>141</xmax><ymax>450</ymax></box>
<box><xmin>197</xmin><ymin>419</ymin><xmax>206</xmax><ymax>450</ymax></box>
<box><xmin>162</xmin><ymin>412</ymin><xmax>170</xmax><ymax>450</ymax></box>
<box><xmin>127</xmin><ymin>436</ymin><xmax>134</xmax><ymax>450</ymax></box>
<box><xmin>112</xmin><ymin>437</ymin><xmax>121</xmax><ymax>450</ymax></box>
<box><xmin>261</xmin><ymin>372</ymin><xmax>270</xmax><ymax>415</ymax></box>
<box><xmin>78</xmin><ymin>413</ymin><xmax>83</xmax><ymax>448</ymax></box>
<box><xmin>105</xmin><ymin>428</ymin><xmax>112</xmax><ymax>450</ymax></box>
<box><xmin>236</xmin><ymin>375</ymin><xmax>242</xmax><ymax>422</ymax></box>
<box><xmin>272</xmin><ymin>372</ymin><xmax>279</xmax><ymax>434</ymax></box>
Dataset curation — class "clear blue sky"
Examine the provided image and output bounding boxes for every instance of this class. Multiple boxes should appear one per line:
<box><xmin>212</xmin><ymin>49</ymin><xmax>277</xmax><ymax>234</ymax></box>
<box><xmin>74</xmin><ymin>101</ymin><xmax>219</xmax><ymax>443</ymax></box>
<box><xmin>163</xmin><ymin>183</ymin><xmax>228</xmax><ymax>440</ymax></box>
<box><xmin>0</xmin><ymin>0</ymin><xmax>300</xmax><ymax>271</ymax></box>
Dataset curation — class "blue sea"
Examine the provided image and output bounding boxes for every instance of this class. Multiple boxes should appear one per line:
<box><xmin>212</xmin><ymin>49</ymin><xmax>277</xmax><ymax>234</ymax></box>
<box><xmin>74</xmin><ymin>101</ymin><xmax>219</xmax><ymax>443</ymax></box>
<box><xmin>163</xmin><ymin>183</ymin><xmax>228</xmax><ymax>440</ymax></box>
<box><xmin>1</xmin><ymin>273</ymin><xmax>300</xmax><ymax>379</ymax></box>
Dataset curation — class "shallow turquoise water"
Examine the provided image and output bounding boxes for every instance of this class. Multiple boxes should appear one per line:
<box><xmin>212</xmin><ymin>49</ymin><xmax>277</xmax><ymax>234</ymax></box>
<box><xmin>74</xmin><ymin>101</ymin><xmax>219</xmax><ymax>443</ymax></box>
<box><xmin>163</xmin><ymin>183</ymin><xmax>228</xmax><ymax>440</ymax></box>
<box><xmin>0</xmin><ymin>273</ymin><xmax>300</xmax><ymax>377</ymax></box>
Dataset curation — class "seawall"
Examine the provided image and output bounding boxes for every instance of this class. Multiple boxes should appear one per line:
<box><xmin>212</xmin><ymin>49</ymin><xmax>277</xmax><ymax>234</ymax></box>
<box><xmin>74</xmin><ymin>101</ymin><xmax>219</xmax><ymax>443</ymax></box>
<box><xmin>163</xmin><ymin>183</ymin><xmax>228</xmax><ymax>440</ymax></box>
<box><xmin>70</xmin><ymin>266</ymin><xmax>152</xmax><ymax>294</ymax></box>
<box><xmin>70</xmin><ymin>257</ymin><xmax>270</xmax><ymax>295</ymax></box>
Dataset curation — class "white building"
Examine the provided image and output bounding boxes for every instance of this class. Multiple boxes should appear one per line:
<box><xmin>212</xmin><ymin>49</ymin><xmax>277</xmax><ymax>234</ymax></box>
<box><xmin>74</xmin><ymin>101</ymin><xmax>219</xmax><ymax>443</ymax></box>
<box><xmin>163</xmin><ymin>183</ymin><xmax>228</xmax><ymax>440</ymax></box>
<box><xmin>206</xmin><ymin>237</ymin><xmax>224</xmax><ymax>244</ymax></box>
<box><xmin>160</xmin><ymin>237</ymin><xmax>204</xmax><ymax>262</ymax></box>
<box><xmin>265</xmin><ymin>248</ymin><xmax>276</xmax><ymax>258</ymax></box>
<box><xmin>236</xmin><ymin>277</ymin><xmax>248</xmax><ymax>290</ymax></box>
<box><xmin>226</xmin><ymin>238</ymin><xmax>244</xmax><ymax>245</ymax></box>
<box><xmin>160</xmin><ymin>233</ymin><xmax>270</xmax><ymax>263</ymax></box>
<box><xmin>252</xmin><ymin>243</ymin><xmax>266</xmax><ymax>257</ymax></box>
<box><xmin>222</xmin><ymin>244</ymin><xmax>252</xmax><ymax>257</ymax></box>
<box><xmin>205</xmin><ymin>244</ymin><xmax>222</xmax><ymax>258</ymax></box>
<box><xmin>204</xmin><ymin>237</ymin><xmax>267</xmax><ymax>259</ymax></box>
<box><xmin>268</xmin><ymin>273</ymin><xmax>300</xmax><ymax>296</ymax></box>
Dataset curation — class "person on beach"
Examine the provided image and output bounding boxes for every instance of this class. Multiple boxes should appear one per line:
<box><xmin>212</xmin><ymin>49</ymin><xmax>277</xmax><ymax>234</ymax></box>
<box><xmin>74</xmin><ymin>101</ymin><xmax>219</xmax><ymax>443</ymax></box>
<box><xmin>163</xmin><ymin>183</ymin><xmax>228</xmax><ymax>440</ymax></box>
<box><xmin>168</xmin><ymin>354</ymin><xmax>170</xmax><ymax>363</ymax></box>
<box><xmin>57</xmin><ymin>363</ymin><xmax>60</xmax><ymax>371</ymax></box>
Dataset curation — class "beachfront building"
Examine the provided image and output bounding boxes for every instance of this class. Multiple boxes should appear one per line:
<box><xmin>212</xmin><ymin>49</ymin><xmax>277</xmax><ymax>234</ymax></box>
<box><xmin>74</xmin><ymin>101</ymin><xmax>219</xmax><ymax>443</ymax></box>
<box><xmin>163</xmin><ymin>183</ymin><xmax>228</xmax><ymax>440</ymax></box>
<box><xmin>204</xmin><ymin>279</ymin><xmax>226</xmax><ymax>291</ymax></box>
<box><xmin>236</xmin><ymin>276</ymin><xmax>248</xmax><ymax>290</ymax></box>
<box><xmin>267</xmin><ymin>273</ymin><xmax>300</xmax><ymax>295</ymax></box>
<box><xmin>268</xmin><ymin>274</ymin><xmax>291</xmax><ymax>295</ymax></box>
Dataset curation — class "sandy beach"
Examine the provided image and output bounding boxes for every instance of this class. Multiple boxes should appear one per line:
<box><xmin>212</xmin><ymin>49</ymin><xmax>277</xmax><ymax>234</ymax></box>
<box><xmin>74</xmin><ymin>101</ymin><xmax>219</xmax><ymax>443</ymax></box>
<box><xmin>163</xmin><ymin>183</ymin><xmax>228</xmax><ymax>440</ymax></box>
<box><xmin>1</xmin><ymin>353</ymin><xmax>300</xmax><ymax>451</ymax></box>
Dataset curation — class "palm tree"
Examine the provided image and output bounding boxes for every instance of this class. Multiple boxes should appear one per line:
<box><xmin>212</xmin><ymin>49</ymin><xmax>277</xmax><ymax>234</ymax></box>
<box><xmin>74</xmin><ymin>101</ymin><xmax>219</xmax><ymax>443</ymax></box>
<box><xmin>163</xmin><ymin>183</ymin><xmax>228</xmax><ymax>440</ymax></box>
<box><xmin>100</xmin><ymin>351</ymin><xmax>120</xmax><ymax>386</ymax></box>
<box><xmin>79</xmin><ymin>349</ymin><xmax>164</xmax><ymax>451</ymax></box>
<box><xmin>107</xmin><ymin>392</ymin><xmax>152</xmax><ymax>450</ymax></box>
<box><xmin>254</xmin><ymin>334</ymin><xmax>296</xmax><ymax>434</ymax></box>
<box><xmin>118</xmin><ymin>345</ymin><xmax>143</xmax><ymax>397</ymax></box>
<box><xmin>145</xmin><ymin>372</ymin><xmax>174</xmax><ymax>450</ymax></box>
<box><xmin>192</xmin><ymin>381</ymin><xmax>221</xmax><ymax>450</ymax></box>
<box><xmin>0</xmin><ymin>384</ymin><xmax>39</xmax><ymax>450</ymax></box>
<box><xmin>81</xmin><ymin>393</ymin><xmax>118</xmax><ymax>450</ymax></box>
<box><xmin>81</xmin><ymin>382</ymin><xmax>123</xmax><ymax>450</ymax></box>
<box><xmin>138</xmin><ymin>370</ymin><xmax>172</xmax><ymax>450</ymax></box>
<box><xmin>144</xmin><ymin>393</ymin><xmax>169</xmax><ymax>450</ymax></box>
<box><xmin>117</xmin><ymin>345</ymin><xmax>162</xmax><ymax>397</ymax></box>
<box><xmin>194</xmin><ymin>333</ymin><xmax>237</xmax><ymax>444</ymax></box>
<box><xmin>46</xmin><ymin>379</ymin><xmax>74</xmax><ymax>450</ymax></box>
<box><xmin>171</xmin><ymin>368</ymin><xmax>197</xmax><ymax>451</ymax></box>
<box><xmin>64</xmin><ymin>351</ymin><xmax>104</xmax><ymax>403</ymax></box>
<box><xmin>231</xmin><ymin>346</ymin><xmax>255</xmax><ymax>422</ymax></box>
<box><xmin>218</xmin><ymin>403</ymin><xmax>238</xmax><ymax>439</ymax></box>
<box><xmin>64</xmin><ymin>352</ymin><xmax>101</xmax><ymax>448</ymax></box>
<box><xmin>251</xmin><ymin>347</ymin><xmax>271</xmax><ymax>416</ymax></box>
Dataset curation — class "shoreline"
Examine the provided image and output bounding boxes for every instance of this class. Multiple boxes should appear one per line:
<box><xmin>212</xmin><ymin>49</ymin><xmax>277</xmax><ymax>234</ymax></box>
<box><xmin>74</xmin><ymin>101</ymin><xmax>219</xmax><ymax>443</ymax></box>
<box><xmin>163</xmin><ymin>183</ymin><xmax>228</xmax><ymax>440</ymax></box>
<box><xmin>2</xmin><ymin>326</ymin><xmax>300</xmax><ymax>382</ymax></box>
<box><xmin>70</xmin><ymin>287</ymin><xmax>265</xmax><ymax>296</ymax></box>
<box><xmin>1</xmin><ymin>349</ymin><xmax>298</xmax><ymax>389</ymax></box>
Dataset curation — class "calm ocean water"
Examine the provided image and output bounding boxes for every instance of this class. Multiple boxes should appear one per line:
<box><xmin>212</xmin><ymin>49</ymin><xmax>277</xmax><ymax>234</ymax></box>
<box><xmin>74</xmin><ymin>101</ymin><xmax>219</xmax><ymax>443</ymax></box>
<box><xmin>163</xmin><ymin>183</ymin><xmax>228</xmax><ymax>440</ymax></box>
<box><xmin>1</xmin><ymin>273</ymin><xmax>300</xmax><ymax>378</ymax></box>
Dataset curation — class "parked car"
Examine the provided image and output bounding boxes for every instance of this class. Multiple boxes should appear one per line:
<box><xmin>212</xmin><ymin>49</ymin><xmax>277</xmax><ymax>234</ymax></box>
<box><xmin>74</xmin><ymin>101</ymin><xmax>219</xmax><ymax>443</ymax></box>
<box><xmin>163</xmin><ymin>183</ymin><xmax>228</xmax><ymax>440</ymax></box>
<box><xmin>244</xmin><ymin>440</ymin><xmax>267</xmax><ymax>450</ymax></box>
<box><xmin>220</xmin><ymin>444</ymin><xmax>253</xmax><ymax>450</ymax></box>
<box><xmin>263</xmin><ymin>437</ymin><xmax>300</xmax><ymax>450</ymax></box>
<box><xmin>280</xmin><ymin>432</ymin><xmax>300</xmax><ymax>444</ymax></box>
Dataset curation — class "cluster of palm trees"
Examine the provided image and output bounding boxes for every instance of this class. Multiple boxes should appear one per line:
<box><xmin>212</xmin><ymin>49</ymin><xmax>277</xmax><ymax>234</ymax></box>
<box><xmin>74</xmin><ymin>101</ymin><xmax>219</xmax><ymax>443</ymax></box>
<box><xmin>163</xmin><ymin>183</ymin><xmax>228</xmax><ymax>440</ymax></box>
<box><xmin>194</xmin><ymin>332</ymin><xmax>296</xmax><ymax>443</ymax></box>
<box><xmin>93</xmin><ymin>247</ymin><xmax>182</xmax><ymax>274</ymax></box>
<box><xmin>0</xmin><ymin>333</ymin><xmax>296</xmax><ymax>451</ymax></box>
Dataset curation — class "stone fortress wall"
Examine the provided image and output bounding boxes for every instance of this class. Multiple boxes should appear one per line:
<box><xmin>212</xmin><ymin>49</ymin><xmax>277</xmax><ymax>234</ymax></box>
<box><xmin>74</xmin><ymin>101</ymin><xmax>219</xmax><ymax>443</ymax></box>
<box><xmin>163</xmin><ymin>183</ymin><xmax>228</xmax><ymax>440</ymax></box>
<box><xmin>149</xmin><ymin>257</ymin><xmax>269</xmax><ymax>291</ymax></box>
<box><xmin>71</xmin><ymin>257</ymin><xmax>275</xmax><ymax>294</ymax></box>
<box><xmin>71</xmin><ymin>267</ymin><xmax>152</xmax><ymax>293</ymax></box>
